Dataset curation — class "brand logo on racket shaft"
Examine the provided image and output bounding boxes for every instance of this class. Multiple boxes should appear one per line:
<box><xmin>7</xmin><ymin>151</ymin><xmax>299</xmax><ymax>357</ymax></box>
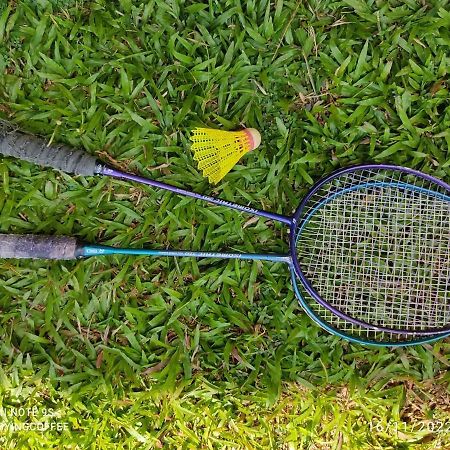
<box><xmin>85</xmin><ymin>248</ymin><xmax>106</xmax><ymax>255</ymax></box>
<box><xmin>83</xmin><ymin>247</ymin><xmax>244</xmax><ymax>259</ymax></box>
<box><xmin>179</xmin><ymin>251</ymin><xmax>243</xmax><ymax>258</ymax></box>
<box><xmin>212</xmin><ymin>198</ymin><xmax>261</xmax><ymax>214</ymax></box>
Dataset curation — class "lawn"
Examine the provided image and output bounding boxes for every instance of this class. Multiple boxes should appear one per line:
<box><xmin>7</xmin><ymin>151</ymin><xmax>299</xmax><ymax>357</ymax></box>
<box><xmin>0</xmin><ymin>0</ymin><xmax>449</xmax><ymax>448</ymax></box>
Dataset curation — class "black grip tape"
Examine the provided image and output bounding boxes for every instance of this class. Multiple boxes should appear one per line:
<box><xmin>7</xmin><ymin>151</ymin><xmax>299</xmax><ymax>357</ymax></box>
<box><xmin>0</xmin><ymin>130</ymin><xmax>98</xmax><ymax>176</ymax></box>
<box><xmin>0</xmin><ymin>234</ymin><xmax>80</xmax><ymax>260</ymax></box>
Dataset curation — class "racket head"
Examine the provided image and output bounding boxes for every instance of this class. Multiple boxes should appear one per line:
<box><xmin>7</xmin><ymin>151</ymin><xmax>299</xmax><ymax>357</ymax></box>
<box><xmin>290</xmin><ymin>164</ymin><xmax>450</xmax><ymax>336</ymax></box>
<box><xmin>290</xmin><ymin>268</ymin><xmax>450</xmax><ymax>346</ymax></box>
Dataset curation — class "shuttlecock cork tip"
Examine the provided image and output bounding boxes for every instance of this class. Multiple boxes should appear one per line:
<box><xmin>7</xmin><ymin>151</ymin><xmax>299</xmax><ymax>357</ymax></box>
<box><xmin>244</xmin><ymin>128</ymin><xmax>261</xmax><ymax>151</ymax></box>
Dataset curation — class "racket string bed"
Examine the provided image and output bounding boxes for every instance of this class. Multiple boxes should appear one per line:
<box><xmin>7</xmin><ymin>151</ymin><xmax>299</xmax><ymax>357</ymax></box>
<box><xmin>300</xmin><ymin>283</ymin><xmax>434</xmax><ymax>345</ymax></box>
<box><xmin>296</xmin><ymin>168</ymin><xmax>450</xmax><ymax>333</ymax></box>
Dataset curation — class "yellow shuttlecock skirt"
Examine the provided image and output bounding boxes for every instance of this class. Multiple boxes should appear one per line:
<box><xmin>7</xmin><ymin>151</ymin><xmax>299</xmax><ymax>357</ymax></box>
<box><xmin>190</xmin><ymin>128</ymin><xmax>260</xmax><ymax>184</ymax></box>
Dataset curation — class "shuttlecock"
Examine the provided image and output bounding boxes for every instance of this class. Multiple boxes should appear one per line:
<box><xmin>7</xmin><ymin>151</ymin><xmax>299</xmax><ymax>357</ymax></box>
<box><xmin>190</xmin><ymin>127</ymin><xmax>261</xmax><ymax>184</ymax></box>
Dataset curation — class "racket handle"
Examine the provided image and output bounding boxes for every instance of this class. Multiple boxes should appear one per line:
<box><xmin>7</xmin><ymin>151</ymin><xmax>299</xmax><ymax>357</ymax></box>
<box><xmin>0</xmin><ymin>234</ymin><xmax>81</xmax><ymax>260</ymax></box>
<box><xmin>0</xmin><ymin>129</ymin><xmax>99</xmax><ymax>176</ymax></box>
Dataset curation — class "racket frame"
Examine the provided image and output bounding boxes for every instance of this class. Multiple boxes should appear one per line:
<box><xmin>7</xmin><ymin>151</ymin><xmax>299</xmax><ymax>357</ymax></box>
<box><xmin>291</xmin><ymin>163</ymin><xmax>450</xmax><ymax>336</ymax></box>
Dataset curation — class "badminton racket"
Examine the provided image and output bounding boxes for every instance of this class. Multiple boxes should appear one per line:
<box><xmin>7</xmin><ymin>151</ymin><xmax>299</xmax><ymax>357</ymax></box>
<box><xmin>1</xmin><ymin>129</ymin><xmax>450</xmax><ymax>339</ymax></box>
<box><xmin>0</xmin><ymin>233</ymin><xmax>448</xmax><ymax>347</ymax></box>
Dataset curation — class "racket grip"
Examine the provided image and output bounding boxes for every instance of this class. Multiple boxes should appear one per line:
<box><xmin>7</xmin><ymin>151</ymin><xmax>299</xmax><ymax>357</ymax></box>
<box><xmin>0</xmin><ymin>234</ymin><xmax>81</xmax><ymax>260</ymax></box>
<box><xmin>0</xmin><ymin>129</ymin><xmax>99</xmax><ymax>176</ymax></box>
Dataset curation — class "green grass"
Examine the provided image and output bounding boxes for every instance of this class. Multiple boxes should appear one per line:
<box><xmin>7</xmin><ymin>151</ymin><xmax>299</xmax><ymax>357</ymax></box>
<box><xmin>0</xmin><ymin>0</ymin><xmax>449</xmax><ymax>448</ymax></box>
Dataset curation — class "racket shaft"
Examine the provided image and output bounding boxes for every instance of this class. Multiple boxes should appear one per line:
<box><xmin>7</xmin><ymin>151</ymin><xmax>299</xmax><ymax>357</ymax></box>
<box><xmin>100</xmin><ymin>166</ymin><xmax>292</xmax><ymax>225</ymax></box>
<box><xmin>82</xmin><ymin>245</ymin><xmax>291</xmax><ymax>263</ymax></box>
